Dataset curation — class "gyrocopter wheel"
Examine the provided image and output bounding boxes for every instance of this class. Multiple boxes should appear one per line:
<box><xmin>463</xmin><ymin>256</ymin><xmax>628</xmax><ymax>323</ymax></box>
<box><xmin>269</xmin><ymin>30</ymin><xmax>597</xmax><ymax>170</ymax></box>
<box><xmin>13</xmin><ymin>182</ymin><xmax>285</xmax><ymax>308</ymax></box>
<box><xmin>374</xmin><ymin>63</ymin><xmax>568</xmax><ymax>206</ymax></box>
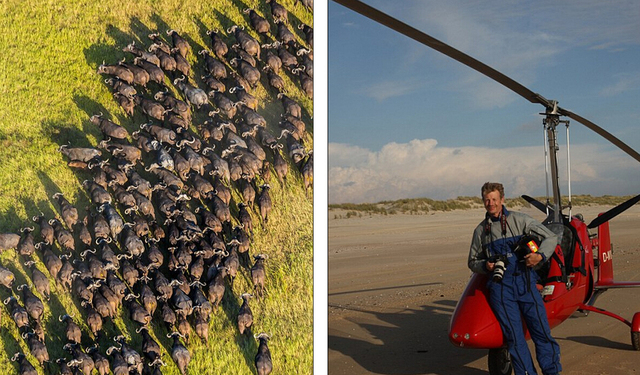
<box><xmin>488</xmin><ymin>347</ymin><xmax>513</xmax><ymax>375</ymax></box>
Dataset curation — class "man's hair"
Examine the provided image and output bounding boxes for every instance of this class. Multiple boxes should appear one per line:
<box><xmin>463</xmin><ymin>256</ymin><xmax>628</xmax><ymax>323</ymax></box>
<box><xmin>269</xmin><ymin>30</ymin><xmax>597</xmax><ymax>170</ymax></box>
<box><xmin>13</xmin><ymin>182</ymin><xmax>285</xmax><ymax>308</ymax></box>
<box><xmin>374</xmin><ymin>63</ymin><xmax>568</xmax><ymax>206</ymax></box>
<box><xmin>481</xmin><ymin>182</ymin><xmax>504</xmax><ymax>199</ymax></box>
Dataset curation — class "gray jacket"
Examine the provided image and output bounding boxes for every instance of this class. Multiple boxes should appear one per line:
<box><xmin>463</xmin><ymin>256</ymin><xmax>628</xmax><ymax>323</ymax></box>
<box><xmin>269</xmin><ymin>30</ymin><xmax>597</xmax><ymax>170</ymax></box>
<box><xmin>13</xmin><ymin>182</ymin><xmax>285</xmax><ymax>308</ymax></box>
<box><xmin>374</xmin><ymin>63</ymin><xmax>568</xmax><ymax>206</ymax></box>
<box><xmin>468</xmin><ymin>207</ymin><xmax>558</xmax><ymax>274</ymax></box>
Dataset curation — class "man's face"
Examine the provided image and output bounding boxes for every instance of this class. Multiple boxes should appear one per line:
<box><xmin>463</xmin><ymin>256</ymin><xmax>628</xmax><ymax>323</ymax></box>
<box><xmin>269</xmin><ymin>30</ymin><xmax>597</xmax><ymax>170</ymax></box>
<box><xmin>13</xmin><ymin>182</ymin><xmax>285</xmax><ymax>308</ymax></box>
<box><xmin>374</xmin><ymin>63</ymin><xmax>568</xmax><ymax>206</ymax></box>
<box><xmin>483</xmin><ymin>190</ymin><xmax>504</xmax><ymax>218</ymax></box>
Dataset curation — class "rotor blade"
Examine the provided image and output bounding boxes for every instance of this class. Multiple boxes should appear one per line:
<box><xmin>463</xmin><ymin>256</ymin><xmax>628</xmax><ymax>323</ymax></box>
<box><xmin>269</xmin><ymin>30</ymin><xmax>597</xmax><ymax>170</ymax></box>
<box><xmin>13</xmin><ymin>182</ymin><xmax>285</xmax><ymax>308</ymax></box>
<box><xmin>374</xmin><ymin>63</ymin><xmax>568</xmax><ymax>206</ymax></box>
<box><xmin>333</xmin><ymin>0</ymin><xmax>640</xmax><ymax>163</ymax></box>
<box><xmin>587</xmin><ymin>194</ymin><xmax>640</xmax><ymax>229</ymax></box>
<box><xmin>557</xmin><ymin>107</ymin><xmax>640</xmax><ymax>163</ymax></box>
<box><xmin>332</xmin><ymin>0</ymin><xmax>551</xmax><ymax>107</ymax></box>
<box><xmin>521</xmin><ymin>195</ymin><xmax>553</xmax><ymax>215</ymax></box>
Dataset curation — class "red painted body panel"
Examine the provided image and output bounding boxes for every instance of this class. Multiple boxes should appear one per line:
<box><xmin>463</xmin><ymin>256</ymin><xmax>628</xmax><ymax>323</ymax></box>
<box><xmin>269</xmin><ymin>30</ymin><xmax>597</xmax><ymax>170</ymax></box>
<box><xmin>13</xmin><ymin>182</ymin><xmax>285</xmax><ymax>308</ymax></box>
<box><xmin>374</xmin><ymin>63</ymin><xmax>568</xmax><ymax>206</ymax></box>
<box><xmin>595</xmin><ymin>219</ymin><xmax>613</xmax><ymax>285</ymax></box>
<box><xmin>448</xmin><ymin>273</ymin><xmax>503</xmax><ymax>348</ymax></box>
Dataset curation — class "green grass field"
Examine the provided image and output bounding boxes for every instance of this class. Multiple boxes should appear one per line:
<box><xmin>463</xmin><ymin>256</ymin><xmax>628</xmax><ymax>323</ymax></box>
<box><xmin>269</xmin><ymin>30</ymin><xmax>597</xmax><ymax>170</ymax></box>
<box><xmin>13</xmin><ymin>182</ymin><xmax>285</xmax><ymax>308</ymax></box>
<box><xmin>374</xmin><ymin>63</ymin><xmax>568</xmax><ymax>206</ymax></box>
<box><xmin>0</xmin><ymin>0</ymin><xmax>313</xmax><ymax>374</ymax></box>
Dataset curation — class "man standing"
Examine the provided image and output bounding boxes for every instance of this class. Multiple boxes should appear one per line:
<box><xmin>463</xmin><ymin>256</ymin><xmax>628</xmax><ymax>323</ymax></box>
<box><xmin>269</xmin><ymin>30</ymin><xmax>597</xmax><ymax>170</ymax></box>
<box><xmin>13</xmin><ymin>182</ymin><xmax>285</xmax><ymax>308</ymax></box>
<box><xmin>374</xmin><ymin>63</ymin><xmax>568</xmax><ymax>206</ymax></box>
<box><xmin>468</xmin><ymin>182</ymin><xmax>562</xmax><ymax>375</ymax></box>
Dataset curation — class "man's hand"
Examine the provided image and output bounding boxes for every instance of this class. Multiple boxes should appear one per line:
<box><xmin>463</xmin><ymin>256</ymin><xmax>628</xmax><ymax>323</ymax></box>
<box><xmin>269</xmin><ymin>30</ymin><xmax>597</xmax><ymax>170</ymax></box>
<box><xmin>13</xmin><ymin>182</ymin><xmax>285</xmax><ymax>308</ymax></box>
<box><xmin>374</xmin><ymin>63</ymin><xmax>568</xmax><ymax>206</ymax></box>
<box><xmin>524</xmin><ymin>252</ymin><xmax>543</xmax><ymax>268</ymax></box>
<box><xmin>486</xmin><ymin>261</ymin><xmax>495</xmax><ymax>272</ymax></box>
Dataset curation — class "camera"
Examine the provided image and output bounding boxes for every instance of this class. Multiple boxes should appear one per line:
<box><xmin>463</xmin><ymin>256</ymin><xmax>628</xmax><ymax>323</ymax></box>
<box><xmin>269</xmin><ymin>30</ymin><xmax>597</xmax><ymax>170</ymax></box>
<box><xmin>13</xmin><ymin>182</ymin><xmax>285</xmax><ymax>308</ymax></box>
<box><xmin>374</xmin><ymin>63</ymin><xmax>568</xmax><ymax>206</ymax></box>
<box><xmin>489</xmin><ymin>255</ymin><xmax>507</xmax><ymax>282</ymax></box>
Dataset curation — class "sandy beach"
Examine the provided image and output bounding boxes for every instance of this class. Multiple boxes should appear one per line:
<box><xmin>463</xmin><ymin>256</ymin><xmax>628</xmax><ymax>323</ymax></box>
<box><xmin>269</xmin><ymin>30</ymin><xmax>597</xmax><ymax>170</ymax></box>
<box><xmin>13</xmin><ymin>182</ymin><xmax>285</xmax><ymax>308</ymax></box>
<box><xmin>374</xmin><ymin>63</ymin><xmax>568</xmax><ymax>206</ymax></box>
<box><xmin>328</xmin><ymin>205</ymin><xmax>640</xmax><ymax>375</ymax></box>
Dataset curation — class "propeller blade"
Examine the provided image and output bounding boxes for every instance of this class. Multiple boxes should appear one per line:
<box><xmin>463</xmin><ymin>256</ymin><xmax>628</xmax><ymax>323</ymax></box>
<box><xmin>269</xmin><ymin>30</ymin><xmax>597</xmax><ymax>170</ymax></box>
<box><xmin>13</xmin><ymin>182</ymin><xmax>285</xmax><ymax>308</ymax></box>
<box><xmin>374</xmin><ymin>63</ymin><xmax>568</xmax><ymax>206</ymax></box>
<box><xmin>332</xmin><ymin>0</ymin><xmax>550</xmax><ymax>107</ymax></box>
<box><xmin>556</xmin><ymin>107</ymin><xmax>640</xmax><ymax>163</ymax></box>
<box><xmin>521</xmin><ymin>195</ymin><xmax>553</xmax><ymax>215</ymax></box>
<box><xmin>332</xmin><ymin>0</ymin><xmax>640</xmax><ymax>163</ymax></box>
<box><xmin>587</xmin><ymin>194</ymin><xmax>640</xmax><ymax>229</ymax></box>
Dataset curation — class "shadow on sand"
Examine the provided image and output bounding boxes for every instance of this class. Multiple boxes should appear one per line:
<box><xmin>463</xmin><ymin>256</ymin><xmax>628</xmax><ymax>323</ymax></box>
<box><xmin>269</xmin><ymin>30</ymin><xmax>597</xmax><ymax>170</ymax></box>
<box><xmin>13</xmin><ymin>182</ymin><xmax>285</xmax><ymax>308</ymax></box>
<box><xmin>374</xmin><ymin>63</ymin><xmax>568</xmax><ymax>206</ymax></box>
<box><xmin>329</xmin><ymin>298</ymin><xmax>489</xmax><ymax>375</ymax></box>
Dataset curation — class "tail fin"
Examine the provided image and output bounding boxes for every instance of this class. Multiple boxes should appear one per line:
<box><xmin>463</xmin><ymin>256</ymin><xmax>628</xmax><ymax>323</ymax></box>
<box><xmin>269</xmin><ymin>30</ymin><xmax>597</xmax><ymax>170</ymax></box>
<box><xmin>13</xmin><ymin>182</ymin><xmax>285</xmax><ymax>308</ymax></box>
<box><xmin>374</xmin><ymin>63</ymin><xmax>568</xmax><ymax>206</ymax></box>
<box><xmin>595</xmin><ymin>220</ymin><xmax>614</xmax><ymax>286</ymax></box>
<box><xmin>593</xmin><ymin>217</ymin><xmax>640</xmax><ymax>290</ymax></box>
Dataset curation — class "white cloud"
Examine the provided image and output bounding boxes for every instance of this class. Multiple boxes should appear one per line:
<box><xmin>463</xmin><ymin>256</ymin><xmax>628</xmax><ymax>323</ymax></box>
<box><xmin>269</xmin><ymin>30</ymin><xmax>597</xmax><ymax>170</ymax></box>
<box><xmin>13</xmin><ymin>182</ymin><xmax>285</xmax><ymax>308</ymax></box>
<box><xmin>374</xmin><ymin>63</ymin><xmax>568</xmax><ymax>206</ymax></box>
<box><xmin>328</xmin><ymin>143</ymin><xmax>372</xmax><ymax>167</ymax></box>
<box><xmin>329</xmin><ymin>138</ymin><xmax>640</xmax><ymax>204</ymax></box>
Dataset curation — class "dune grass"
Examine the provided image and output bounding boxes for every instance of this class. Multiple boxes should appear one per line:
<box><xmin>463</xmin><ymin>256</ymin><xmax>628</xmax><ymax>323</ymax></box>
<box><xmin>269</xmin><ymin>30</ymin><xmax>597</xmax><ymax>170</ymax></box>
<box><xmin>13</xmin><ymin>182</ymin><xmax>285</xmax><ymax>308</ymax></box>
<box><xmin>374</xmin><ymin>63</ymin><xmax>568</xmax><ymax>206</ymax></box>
<box><xmin>0</xmin><ymin>0</ymin><xmax>313</xmax><ymax>374</ymax></box>
<box><xmin>329</xmin><ymin>195</ymin><xmax>636</xmax><ymax>217</ymax></box>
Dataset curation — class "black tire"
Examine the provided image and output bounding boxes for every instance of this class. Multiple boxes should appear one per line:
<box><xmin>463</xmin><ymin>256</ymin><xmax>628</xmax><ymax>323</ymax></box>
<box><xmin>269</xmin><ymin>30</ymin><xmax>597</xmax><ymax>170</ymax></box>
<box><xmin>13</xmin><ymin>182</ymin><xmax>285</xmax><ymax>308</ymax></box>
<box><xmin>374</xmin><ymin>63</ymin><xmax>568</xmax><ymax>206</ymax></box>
<box><xmin>632</xmin><ymin>331</ymin><xmax>640</xmax><ymax>351</ymax></box>
<box><xmin>488</xmin><ymin>347</ymin><xmax>513</xmax><ymax>375</ymax></box>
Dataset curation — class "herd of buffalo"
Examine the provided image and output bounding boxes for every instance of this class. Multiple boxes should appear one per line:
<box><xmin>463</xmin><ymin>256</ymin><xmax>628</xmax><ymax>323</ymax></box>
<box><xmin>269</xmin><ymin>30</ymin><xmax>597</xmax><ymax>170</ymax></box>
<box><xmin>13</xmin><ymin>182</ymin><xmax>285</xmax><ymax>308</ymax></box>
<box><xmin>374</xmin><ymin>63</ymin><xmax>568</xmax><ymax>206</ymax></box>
<box><xmin>0</xmin><ymin>0</ymin><xmax>313</xmax><ymax>374</ymax></box>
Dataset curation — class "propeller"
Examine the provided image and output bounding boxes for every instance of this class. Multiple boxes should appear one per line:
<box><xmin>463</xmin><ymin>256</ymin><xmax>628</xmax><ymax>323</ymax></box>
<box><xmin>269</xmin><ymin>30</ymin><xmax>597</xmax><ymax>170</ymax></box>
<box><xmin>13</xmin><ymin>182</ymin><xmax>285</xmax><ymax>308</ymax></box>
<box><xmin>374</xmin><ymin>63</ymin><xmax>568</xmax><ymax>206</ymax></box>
<box><xmin>587</xmin><ymin>194</ymin><xmax>640</xmax><ymax>229</ymax></box>
<box><xmin>521</xmin><ymin>195</ymin><xmax>553</xmax><ymax>215</ymax></box>
<box><xmin>332</xmin><ymin>0</ymin><xmax>640</xmax><ymax>163</ymax></box>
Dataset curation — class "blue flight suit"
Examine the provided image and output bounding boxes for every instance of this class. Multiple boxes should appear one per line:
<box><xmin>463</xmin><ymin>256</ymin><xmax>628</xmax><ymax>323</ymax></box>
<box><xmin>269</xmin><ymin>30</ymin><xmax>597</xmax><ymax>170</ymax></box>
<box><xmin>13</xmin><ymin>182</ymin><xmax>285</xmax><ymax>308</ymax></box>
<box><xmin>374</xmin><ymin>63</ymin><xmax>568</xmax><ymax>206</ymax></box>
<box><xmin>469</xmin><ymin>206</ymin><xmax>562</xmax><ymax>375</ymax></box>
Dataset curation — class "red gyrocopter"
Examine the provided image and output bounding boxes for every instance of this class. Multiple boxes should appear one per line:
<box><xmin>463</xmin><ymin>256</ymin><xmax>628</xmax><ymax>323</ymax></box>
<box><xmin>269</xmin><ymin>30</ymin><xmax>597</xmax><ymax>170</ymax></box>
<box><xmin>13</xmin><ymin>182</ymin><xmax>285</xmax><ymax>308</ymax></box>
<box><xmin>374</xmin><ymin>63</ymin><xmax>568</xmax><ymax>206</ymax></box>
<box><xmin>332</xmin><ymin>1</ymin><xmax>640</xmax><ymax>374</ymax></box>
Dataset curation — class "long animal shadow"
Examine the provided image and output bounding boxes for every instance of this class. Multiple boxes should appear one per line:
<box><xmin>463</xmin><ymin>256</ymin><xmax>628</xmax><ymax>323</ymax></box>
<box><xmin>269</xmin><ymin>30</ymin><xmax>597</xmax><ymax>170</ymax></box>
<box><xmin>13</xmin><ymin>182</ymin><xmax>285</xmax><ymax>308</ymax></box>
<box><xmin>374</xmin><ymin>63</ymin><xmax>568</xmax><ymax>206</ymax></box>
<box><xmin>192</xmin><ymin>15</ymin><xmax>239</xmax><ymax>58</ymax></box>
<box><xmin>148</xmin><ymin>13</ymin><xmax>205</xmax><ymax>57</ymax></box>
<box><xmin>73</xmin><ymin>92</ymin><xmax>147</xmax><ymax>135</ymax></box>
<box><xmin>212</xmin><ymin>9</ymin><xmax>239</xmax><ymax>37</ymax></box>
<box><xmin>68</xmin><ymin>95</ymin><xmax>120</xmax><ymax>139</ymax></box>
<box><xmin>149</xmin><ymin>13</ymin><xmax>172</xmax><ymax>38</ymax></box>
<box><xmin>227</xmin><ymin>0</ymin><xmax>268</xmax><ymax>34</ymax></box>
<box><xmin>0</xmin><ymin>205</ymin><xmax>24</xmax><ymax>234</ymax></box>
<box><xmin>84</xmin><ymin>41</ymin><xmax>116</xmax><ymax>70</ymax></box>
<box><xmin>37</xmin><ymin>284</ymin><xmax>79</xmax><ymax>363</ymax></box>
<box><xmin>328</xmin><ymin>299</ymin><xmax>489</xmax><ymax>375</ymax></box>
<box><xmin>42</xmin><ymin>119</ymin><xmax>95</xmax><ymax>152</ymax></box>
<box><xmin>104</xmin><ymin>24</ymin><xmax>136</xmax><ymax>58</ymax></box>
<box><xmin>18</xmin><ymin>197</ymin><xmax>55</xmax><ymax>228</ymax></box>
<box><xmin>0</xmin><ymin>325</ymin><xmax>23</xmax><ymax>374</ymax></box>
<box><xmin>35</xmin><ymin>169</ymin><xmax>65</xmax><ymax>208</ymax></box>
<box><xmin>36</xmin><ymin>170</ymin><xmax>89</xmax><ymax>222</ymax></box>
<box><xmin>220</xmin><ymin>281</ymin><xmax>258</xmax><ymax>371</ymax></box>
<box><xmin>193</xmin><ymin>18</ymin><xmax>217</xmax><ymax>50</ymax></box>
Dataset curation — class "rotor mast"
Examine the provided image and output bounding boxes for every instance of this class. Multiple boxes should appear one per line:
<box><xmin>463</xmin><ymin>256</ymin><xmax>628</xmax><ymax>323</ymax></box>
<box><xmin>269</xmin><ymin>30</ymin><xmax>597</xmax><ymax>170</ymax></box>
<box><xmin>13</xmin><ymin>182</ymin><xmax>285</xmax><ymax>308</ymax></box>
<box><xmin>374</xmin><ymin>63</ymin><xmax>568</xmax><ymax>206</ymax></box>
<box><xmin>542</xmin><ymin>101</ymin><xmax>568</xmax><ymax>223</ymax></box>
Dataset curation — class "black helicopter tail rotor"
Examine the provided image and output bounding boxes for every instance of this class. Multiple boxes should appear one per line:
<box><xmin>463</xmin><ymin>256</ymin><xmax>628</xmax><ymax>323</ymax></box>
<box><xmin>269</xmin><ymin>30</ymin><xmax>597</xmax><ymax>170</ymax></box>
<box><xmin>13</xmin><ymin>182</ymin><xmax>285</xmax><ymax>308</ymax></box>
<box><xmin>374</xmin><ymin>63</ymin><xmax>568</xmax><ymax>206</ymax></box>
<box><xmin>587</xmin><ymin>194</ymin><xmax>640</xmax><ymax>229</ymax></box>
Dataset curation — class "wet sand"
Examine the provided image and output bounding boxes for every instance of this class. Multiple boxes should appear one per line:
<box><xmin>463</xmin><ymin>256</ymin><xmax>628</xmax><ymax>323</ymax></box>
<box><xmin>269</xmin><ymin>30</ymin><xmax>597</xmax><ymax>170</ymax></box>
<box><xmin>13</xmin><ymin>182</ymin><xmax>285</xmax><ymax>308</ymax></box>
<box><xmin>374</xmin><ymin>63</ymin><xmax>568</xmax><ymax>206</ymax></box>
<box><xmin>328</xmin><ymin>205</ymin><xmax>640</xmax><ymax>374</ymax></box>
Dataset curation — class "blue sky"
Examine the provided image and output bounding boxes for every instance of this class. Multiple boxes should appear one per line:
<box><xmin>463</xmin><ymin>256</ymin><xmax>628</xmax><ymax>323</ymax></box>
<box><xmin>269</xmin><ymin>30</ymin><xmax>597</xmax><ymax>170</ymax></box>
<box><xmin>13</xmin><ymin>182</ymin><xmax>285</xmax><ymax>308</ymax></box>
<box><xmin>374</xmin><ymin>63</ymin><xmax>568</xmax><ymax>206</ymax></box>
<box><xmin>328</xmin><ymin>0</ymin><xmax>640</xmax><ymax>203</ymax></box>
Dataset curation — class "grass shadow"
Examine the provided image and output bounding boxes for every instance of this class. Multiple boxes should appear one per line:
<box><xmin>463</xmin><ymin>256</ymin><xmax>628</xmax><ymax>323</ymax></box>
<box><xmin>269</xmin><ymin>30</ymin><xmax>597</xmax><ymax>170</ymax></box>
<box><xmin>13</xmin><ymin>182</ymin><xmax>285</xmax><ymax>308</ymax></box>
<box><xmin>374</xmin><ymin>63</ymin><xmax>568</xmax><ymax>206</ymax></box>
<box><xmin>0</xmin><ymin>204</ymin><xmax>31</xmax><ymax>234</ymax></box>
<box><xmin>36</xmin><ymin>170</ymin><xmax>90</xmax><ymax>224</ymax></box>
<box><xmin>149</xmin><ymin>13</ymin><xmax>172</xmax><ymax>38</ymax></box>
<box><xmin>129</xmin><ymin>16</ymin><xmax>156</xmax><ymax>46</ymax></box>
<box><xmin>0</xmin><ymin>318</ymin><xmax>24</xmax><ymax>374</ymax></box>
<box><xmin>192</xmin><ymin>17</ymin><xmax>217</xmax><ymax>54</ymax></box>
<box><xmin>79</xmin><ymin>93</ymin><xmax>135</xmax><ymax>134</ymax></box>
<box><xmin>38</xmin><ymin>287</ymin><xmax>77</xmax><ymax>363</ymax></box>
<box><xmin>42</xmin><ymin>119</ymin><xmax>97</xmax><ymax>152</ymax></box>
<box><xmin>218</xmin><ymin>279</ymin><xmax>258</xmax><ymax>372</ymax></box>
<box><xmin>17</xmin><ymin>197</ymin><xmax>55</xmax><ymax>232</ymax></box>
<box><xmin>35</xmin><ymin>171</ymin><xmax>64</xmax><ymax>214</ymax></box>
<box><xmin>211</xmin><ymin>9</ymin><xmax>238</xmax><ymax>40</ymax></box>
<box><xmin>83</xmin><ymin>40</ymin><xmax>122</xmax><ymax>71</ymax></box>
<box><xmin>104</xmin><ymin>24</ymin><xmax>135</xmax><ymax>61</ymax></box>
